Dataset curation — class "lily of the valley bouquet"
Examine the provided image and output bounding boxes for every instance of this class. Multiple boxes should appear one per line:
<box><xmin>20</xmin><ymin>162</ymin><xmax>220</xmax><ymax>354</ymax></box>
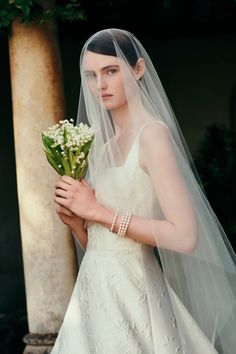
<box><xmin>42</xmin><ymin>119</ymin><xmax>94</xmax><ymax>179</ymax></box>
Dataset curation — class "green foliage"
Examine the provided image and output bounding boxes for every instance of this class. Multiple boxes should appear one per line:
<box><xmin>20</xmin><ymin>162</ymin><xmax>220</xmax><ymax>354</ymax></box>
<box><xmin>0</xmin><ymin>0</ymin><xmax>87</xmax><ymax>31</ymax></box>
<box><xmin>42</xmin><ymin>134</ymin><xmax>63</xmax><ymax>175</ymax></box>
<box><xmin>53</xmin><ymin>0</ymin><xmax>87</xmax><ymax>23</ymax></box>
<box><xmin>41</xmin><ymin>121</ymin><xmax>94</xmax><ymax>180</ymax></box>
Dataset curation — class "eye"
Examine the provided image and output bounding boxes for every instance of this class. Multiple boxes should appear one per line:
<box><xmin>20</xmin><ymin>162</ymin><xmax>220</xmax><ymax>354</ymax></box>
<box><xmin>107</xmin><ymin>68</ymin><xmax>118</xmax><ymax>76</ymax></box>
<box><xmin>85</xmin><ymin>72</ymin><xmax>95</xmax><ymax>80</ymax></box>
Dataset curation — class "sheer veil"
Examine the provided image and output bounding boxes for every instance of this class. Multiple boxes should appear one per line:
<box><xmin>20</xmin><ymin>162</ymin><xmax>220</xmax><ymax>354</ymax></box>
<box><xmin>76</xmin><ymin>28</ymin><xmax>236</xmax><ymax>353</ymax></box>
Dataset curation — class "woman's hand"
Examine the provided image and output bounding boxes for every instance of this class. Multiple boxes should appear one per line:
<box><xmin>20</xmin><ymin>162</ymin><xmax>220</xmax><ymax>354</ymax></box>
<box><xmin>56</xmin><ymin>204</ymin><xmax>89</xmax><ymax>250</ymax></box>
<box><xmin>54</xmin><ymin>176</ymin><xmax>99</xmax><ymax>221</ymax></box>
<box><xmin>55</xmin><ymin>204</ymin><xmax>84</xmax><ymax>231</ymax></box>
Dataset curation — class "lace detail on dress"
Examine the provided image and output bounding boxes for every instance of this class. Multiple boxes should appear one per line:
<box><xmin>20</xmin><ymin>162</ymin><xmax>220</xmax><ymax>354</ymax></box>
<box><xmin>51</xmin><ymin>123</ymin><xmax>213</xmax><ymax>354</ymax></box>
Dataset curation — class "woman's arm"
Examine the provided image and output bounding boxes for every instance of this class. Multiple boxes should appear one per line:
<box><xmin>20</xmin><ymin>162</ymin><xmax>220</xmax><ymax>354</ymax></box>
<box><xmin>71</xmin><ymin>217</ymin><xmax>88</xmax><ymax>251</ymax></box>
<box><xmin>54</xmin><ymin>122</ymin><xmax>198</xmax><ymax>255</ymax></box>
<box><xmin>56</xmin><ymin>205</ymin><xmax>88</xmax><ymax>251</ymax></box>
<box><xmin>94</xmin><ymin>122</ymin><xmax>198</xmax><ymax>255</ymax></box>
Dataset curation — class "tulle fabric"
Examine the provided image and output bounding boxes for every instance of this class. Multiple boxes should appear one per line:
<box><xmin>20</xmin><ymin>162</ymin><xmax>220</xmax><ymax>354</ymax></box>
<box><xmin>76</xmin><ymin>28</ymin><xmax>236</xmax><ymax>353</ymax></box>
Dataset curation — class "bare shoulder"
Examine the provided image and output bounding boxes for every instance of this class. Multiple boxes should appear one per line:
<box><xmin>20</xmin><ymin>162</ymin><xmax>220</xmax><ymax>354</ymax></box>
<box><xmin>139</xmin><ymin>120</ymin><xmax>172</xmax><ymax>147</ymax></box>
<box><xmin>139</xmin><ymin>121</ymin><xmax>173</xmax><ymax>172</ymax></box>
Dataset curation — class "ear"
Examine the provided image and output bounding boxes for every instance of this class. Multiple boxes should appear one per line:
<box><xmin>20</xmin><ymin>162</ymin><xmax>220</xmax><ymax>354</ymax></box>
<box><xmin>133</xmin><ymin>58</ymin><xmax>145</xmax><ymax>80</ymax></box>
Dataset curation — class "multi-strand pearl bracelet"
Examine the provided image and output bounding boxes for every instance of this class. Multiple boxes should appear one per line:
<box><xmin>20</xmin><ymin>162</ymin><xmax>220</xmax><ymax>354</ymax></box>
<box><xmin>117</xmin><ymin>210</ymin><xmax>132</xmax><ymax>237</ymax></box>
<box><xmin>110</xmin><ymin>208</ymin><xmax>120</xmax><ymax>233</ymax></box>
<box><xmin>109</xmin><ymin>209</ymin><xmax>132</xmax><ymax>237</ymax></box>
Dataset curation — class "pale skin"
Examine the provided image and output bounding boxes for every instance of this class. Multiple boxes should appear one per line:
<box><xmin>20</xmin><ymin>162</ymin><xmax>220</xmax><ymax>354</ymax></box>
<box><xmin>55</xmin><ymin>51</ymin><xmax>198</xmax><ymax>254</ymax></box>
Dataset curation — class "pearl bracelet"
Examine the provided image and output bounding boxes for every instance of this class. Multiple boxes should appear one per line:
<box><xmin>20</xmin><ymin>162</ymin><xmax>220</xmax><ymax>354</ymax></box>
<box><xmin>110</xmin><ymin>208</ymin><xmax>120</xmax><ymax>233</ymax></box>
<box><xmin>117</xmin><ymin>210</ymin><xmax>132</xmax><ymax>237</ymax></box>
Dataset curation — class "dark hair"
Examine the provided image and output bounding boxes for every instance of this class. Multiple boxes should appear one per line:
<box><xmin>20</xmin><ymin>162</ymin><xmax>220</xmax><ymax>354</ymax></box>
<box><xmin>86</xmin><ymin>30</ymin><xmax>140</xmax><ymax>67</ymax></box>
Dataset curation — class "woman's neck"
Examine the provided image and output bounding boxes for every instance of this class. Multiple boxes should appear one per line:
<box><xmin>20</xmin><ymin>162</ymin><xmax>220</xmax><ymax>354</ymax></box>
<box><xmin>111</xmin><ymin>98</ymin><xmax>150</xmax><ymax>138</ymax></box>
<box><xmin>112</xmin><ymin>103</ymin><xmax>132</xmax><ymax>137</ymax></box>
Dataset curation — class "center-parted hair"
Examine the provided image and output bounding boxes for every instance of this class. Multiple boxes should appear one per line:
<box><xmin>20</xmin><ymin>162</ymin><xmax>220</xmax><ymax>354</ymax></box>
<box><xmin>86</xmin><ymin>29</ymin><xmax>141</xmax><ymax>67</ymax></box>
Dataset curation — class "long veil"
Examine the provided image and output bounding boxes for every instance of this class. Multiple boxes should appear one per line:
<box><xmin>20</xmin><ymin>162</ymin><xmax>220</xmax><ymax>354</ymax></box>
<box><xmin>76</xmin><ymin>28</ymin><xmax>236</xmax><ymax>353</ymax></box>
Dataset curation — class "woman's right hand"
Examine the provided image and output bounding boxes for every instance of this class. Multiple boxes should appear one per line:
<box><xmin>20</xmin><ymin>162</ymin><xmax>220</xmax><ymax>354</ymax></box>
<box><xmin>55</xmin><ymin>205</ymin><xmax>85</xmax><ymax>232</ymax></box>
<box><xmin>56</xmin><ymin>205</ymin><xmax>89</xmax><ymax>251</ymax></box>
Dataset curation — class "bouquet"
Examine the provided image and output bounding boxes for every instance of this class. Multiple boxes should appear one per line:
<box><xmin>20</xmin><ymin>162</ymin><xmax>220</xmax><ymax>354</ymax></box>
<box><xmin>42</xmin><ymin>119</ymin><xmax>94</xmax><ymax>179</ymax></box>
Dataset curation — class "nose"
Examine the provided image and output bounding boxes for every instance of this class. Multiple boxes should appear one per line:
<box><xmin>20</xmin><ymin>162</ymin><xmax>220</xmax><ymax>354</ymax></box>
<box><xmin>96</xmin><ymin>74</ymin><xmax>107</xmax><ymax>92</ymax></box>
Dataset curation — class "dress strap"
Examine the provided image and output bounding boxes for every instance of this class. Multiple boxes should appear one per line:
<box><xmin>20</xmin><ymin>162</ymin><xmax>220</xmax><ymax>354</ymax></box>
<box><xmin>131</xmin><ymin>120</ymin><xmax>168</xmax><ymax>171</ymax></box>
<box><xmin>136</xmin><ymin>120</ymin><xmax>167</xmax><ymax>140</ymax></box>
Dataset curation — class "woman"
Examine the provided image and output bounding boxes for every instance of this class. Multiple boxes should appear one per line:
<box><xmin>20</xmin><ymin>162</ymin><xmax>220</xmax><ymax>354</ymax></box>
<box><xmin>51</xmin><ymin>29</ymin><xmax>236</xmax><ymax>353</ymax></box>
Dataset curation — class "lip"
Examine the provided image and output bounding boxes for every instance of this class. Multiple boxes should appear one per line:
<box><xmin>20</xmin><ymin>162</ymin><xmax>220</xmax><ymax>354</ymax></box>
<box><xmin>101</xmin><ymin>94</ymin><xmax>113</xmax><ymax>99</ymax></box>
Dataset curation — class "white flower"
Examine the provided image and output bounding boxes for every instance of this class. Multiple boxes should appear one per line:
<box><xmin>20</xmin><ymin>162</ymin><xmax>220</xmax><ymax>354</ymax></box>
<box><xmin>42</xmin><ymin>119</ymin><xmax>94</xmax><ymax>179</ymax></box>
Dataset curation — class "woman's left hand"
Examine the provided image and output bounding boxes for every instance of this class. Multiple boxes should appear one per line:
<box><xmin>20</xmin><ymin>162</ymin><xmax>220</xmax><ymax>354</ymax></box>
<box><xmin>54</xmin><ymin>176</ymin><xmax>99</xmax><ymax>221</ymax></box>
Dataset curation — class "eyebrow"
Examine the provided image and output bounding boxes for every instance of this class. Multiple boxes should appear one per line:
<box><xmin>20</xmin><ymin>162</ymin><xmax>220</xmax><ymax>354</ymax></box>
<box><xmin>84</xmin><ymin>65</ymin><xmax>119</xmax><ymax>73</ymax></box>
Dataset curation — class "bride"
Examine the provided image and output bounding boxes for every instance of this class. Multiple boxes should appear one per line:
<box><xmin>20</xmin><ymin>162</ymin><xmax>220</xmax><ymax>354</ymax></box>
<box><xmin>51</xmin><ymin>28</ymin><xmax>236</xmax><ymax>353</ymax></box>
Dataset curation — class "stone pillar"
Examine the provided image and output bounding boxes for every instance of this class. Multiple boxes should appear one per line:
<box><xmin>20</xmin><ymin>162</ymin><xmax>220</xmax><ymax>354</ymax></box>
<box><xmin>9</xmin><ymin>18</ymin><xmax>78</xmax><ymax>353</ymax></box>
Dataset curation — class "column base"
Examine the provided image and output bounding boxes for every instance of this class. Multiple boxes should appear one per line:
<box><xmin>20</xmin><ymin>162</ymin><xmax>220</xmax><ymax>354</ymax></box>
<box><xmin>23</xmin><ymin>333</ymin><xmax>57</xmax><ymax>354</ymax></box>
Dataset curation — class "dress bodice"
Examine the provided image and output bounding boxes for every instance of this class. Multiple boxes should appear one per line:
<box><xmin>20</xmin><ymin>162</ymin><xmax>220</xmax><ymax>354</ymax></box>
<box><xmin>87</xmin><ymin>131</ymin><xmax>163</xmax><ymax>252</ymax></box>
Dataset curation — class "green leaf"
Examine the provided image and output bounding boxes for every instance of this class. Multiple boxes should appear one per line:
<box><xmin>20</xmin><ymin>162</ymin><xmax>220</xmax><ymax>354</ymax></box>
<box><xmin>45</xmin><ymin>151</ymin><xmax>63</xmax><ymax>175</ymax></box>
<box><xmin>42</xmin><ymin>134</ymin><xmax>59</xmax><ymax>153</ymax></box>
<box><xmin>42</xmin><ymin>134</ymin><xmax>54</xmax><ymax>151</ymax></box>
<box><xmin>42</xmin><ymin>134</ymin><xmax>63</xmax><ymax>166</ymax></box>
<box><xmin>0</xmin><ymin>10</ymin><xmax>9</xmax><ymax>16</ymax></box>
<box><xmin>0</xmin><ymin>0</ymin><xmax>87</xmax><ymax>30</ymax></box>
<box><xmin>63</xmin><ymin>127</ymin><xmax>68</xmax><ymax>143</ymax></box>
<box><xmin>68</xmin><ymin>148</ymin><xmax>75</xmax><ymax>168</ymax></box>
<box><xmin>61</xmin><ymin>156</ymin><xmax>71</xmax><ymax>176</ymax></box>
<box><xmin>78</xmin><ymin>159</ymin><xmax>88</xmax><ymax>179</ymax></box>
<box><xmin>82</xmin><ymin>139</ymin><xmax>93</xmax><ymax>156</ymax></box>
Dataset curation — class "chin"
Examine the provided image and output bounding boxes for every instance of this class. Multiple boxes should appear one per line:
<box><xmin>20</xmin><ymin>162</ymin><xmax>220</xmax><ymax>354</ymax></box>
<box><xmin>102</xmin><ymin>102</ymin><xmax>119</xmax><ymax>110</ymax></box>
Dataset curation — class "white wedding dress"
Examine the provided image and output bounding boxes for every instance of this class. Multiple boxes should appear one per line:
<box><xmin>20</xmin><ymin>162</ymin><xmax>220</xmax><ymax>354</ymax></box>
<box><xmin>51</xmin><ymin>132</ymin><xmax>219</xmax><ymax>354</ymax></box>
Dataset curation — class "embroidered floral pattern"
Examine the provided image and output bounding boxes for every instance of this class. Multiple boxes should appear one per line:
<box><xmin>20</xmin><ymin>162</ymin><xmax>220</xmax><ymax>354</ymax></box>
<box><xmin>51</xmin><ymin>138</ymin><xmax>189</xmax><ymax>354</ymax></box>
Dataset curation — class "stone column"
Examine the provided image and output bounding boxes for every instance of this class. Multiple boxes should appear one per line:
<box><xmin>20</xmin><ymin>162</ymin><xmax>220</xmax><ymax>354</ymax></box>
<box><xmin>9</xmin><ymin>18</ymin><xmax>78</xmax><ymax>354</ymax></box>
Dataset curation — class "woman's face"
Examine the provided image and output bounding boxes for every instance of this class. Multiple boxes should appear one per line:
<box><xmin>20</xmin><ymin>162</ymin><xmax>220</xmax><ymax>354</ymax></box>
<box><xmin>82</xmin><ymin>51</ymin><xmax>129</xmax><ymax>110</ymax></box>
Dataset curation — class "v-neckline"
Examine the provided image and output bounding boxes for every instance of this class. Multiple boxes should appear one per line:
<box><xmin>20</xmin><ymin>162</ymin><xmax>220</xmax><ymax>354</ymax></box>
<box><xmin>111</xmin><ymin>137</ymin><xmax>138</xmax><ymax>169</ymax></box>
<box><xmin>106</xmin><ymin>121</ymin><xmax>154</xmax><ymax>169</ymax></box>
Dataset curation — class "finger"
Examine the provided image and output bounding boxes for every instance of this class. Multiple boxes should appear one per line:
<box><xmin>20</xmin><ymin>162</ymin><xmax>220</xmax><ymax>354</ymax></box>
<box><xmin>56</xmin><ymin>204</ymin><xmax>74</xmax><ymax>216</ymax></box>
<box><xmin>55</xmin><ymin>188</ymin><xmax>68</xmax><ymax>198</ymax></box>
<box><xmin>54</xmin><ymin>196</ymin><xmax>69</xmax><ymax>208</ymax></box>
<box><xmin>75</xmin><ymin>180</ymin><xmax>85</xmax><ymax>191</ymax></box>
<box><xmin>61</xmin><ymin>175</ymin><xmax>75</xmax><ymax>185</ymax></box>
<box><xmin>56</xmin><ymin>204</ymin><xmax>62</xmax><ymax>213</ymax></box>
<box><xmin>80</xmin><ymin>179</ymin><xmax>91</xmax><ymax>188</ymax></box>
<box><xmin>55</xmin><ymin>181</ymin><xmax>70</xmax><ymax>190</ymax></box>
<box><xmin>55</xmin><ymin>203</ymin><xmax>65</xmax><ymax>213</ymax></box>
<box><xmin>63</xmin><ymin>209</ymin><xmax>73</xmax><ymax>216</ymax></box>
<box><xmin>58</xmin><ymin>207</ymin><xmax>73</xmax><ymax>216</ymax></box>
